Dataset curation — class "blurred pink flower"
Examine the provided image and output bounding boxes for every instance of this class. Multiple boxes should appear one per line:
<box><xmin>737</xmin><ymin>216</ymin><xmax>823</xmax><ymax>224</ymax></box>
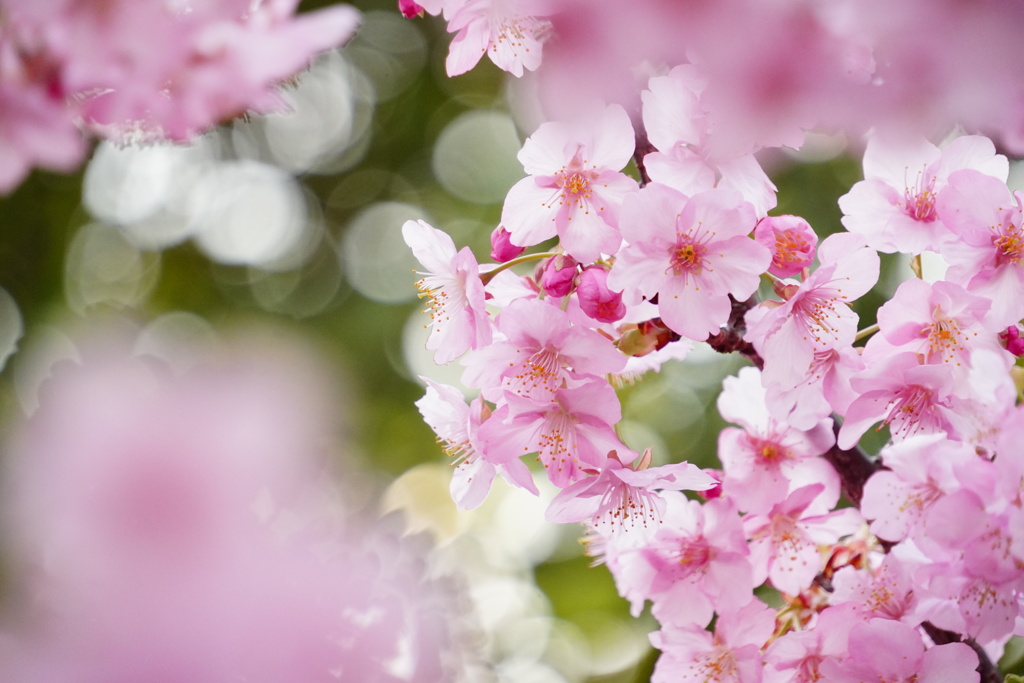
<box><xmin>0</xmin><ymin>349</ymin><xmax>470</xmax><ymax>683</ymax></box>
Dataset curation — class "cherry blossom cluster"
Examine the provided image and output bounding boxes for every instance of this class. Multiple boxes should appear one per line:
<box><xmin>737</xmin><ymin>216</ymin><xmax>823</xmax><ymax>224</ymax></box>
<box><xmin>403</xmin><ymin>3</ymin><xmax>1024</xmax><ymax>680</ymax></box>
<box><xmin>0</xmin><ymin>0</ymin><xmax>359</xmax><ymax>193</ymax></box>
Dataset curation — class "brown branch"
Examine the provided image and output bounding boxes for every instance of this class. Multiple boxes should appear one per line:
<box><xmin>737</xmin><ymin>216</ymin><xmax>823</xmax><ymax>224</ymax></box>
<box><xmin>705</xmin><ymin>295</ymin><xmax>764</xmax><ymax>370</ymax></box>
<box><xmin>633</xmin><ymin>129</ymin><xmax>655</xmax><ymax>187</ymax></box>
<box><xmin>922</xmin><ymin>623</ymin><xmax>1002</xmax><ymax>683</ymax></box>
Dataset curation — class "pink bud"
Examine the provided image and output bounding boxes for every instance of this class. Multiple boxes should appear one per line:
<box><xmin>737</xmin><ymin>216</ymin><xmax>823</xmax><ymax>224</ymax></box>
<box><xmin>1000</xmin><ymin>325</ymin><xmax>1024</xmax><ymax>356</ymax></box>
<box><xmin>577</xmin><ymin>265</ymin><xmax>625</xmax><ymax>323</ymax></box>
<box><xmin>398</xmin><ymin>0</ymin><xmax>425</xmax><ymax>18</ymax></box>
<box><xmin>754</xmin><ymin>215</ymin><xmax>817</xmax><ymax>278</ymax></box>
<box><xmin>490</xmin><ymin>225</ymin><xmax>525</xmax><ymax>263</ymax></box>
<box><xmin>540</xmin><ymin>254</ymin><xmax>578</xmax><ymax>297</ymax></box>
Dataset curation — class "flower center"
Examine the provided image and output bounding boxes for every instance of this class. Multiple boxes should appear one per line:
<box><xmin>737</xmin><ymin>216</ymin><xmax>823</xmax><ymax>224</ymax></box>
<box><xmin>994</xmin><ymin>225</ymin><xmax>1024</xmax><ymax>266</ymax></box>
<box><xmin>903</xmin><ymin>172</ymin><xmax>938</xmax><ymax>222</ymax></box>
<box><xmin>882</xmin><ymin>385</ymin><xmax>934</xmax><ymax>440</ymax></box>
<box><xmin>923</xmin><ymin>307</ymin><xmax>966</xmax><ymax>364</ymax></box>
<box><xmin>669</xmin><ymin>240</ymin><xmax>706</xmax><ymax>276</ymax></box>
<box><xmin>773</xmin><ymin>229</ymin><xmax>812</xmax><ymax>270</ymax></box>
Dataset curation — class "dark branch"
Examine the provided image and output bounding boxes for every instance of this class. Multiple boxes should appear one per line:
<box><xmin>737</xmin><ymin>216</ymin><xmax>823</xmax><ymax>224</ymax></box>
<box><xmin>633</xmin><ymin>129</ymin><xmax>655</xmax><ymax>187</ymax></box>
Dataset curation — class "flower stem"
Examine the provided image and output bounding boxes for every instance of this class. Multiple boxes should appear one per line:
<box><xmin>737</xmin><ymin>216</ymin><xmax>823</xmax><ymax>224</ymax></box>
<box><xmin>479</xmin><ymin>251</ymin><xmax>556</xmax><ymax>285</ymax></box>
<box><xmin>853</xmin><ymin>323</ymin><xmax>879</xmax><ymax>342</ymax></box>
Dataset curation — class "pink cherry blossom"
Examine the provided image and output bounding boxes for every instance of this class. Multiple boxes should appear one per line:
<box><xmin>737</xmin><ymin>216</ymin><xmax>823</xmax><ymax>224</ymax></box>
<box><xmin>403</xmin><ymin>219</ymin><xmax>492</xmax><ymax>364</ymax></box>
<box><xmin>999</xmin><ymin>325</ymin><xmax>1024</xmax><ymax>356</ymax></box>
<box><xmin>651</xmin><ymin>600</ymin><xmax>775</xmax><ymax>683</ymax></box>
<box><xmin>831</xmin><ymin>554</ymin><xmax>919</xmax><ymax>623</ymax></box>
<box><xmin>622</xmin><ymin>496</ymin><xmax>755</xmax><ymax>628</ymax></box>
<box><xmin>415</xmin><ymin>377</ymin><xmax>537</xmax><ymax>508</ymax></box>
<box><xmin>478</xmin><ymin>380</ymin><xmax>625</xmax><ymax>488</ymax></box>
<box><xmin>753</xmin><ymin>215</ymin><xmax>817</xmax><ymax>278</ymax></box>
<box><xmin>746</xmin><ymin>231</ymin><xmax>878</xmax><ymax>392</ymax></box>
<box><xmin>610</xmin><ymin>183</ymin><xmax>770</xmax><ymax>341</ymax></box>
<box><xmin>819</xmin><ymin>618</ymin><xmax>978</xmax><ymax>683</ymax></box>
<box><xmin>539</xmin><ymin>253</ymin><xmax>578</xmax><ymax>297</ymax></box>
<box><xmin>865</xmin><ymin>278</ymin><xmax>999</xmax><ymax>374</ymax></box>
<box><xmin>763</xmin><ymin>605</ymin><xmax>857</xmax><ymax>683</ymax></box>
<box><xmin>744</xmin><ymin>484</ymin><xmax>863</xmax><ymax>595</ymax></box>
<box><xmin>716</xmin><ymin>367</ymin><xmax>838</xmax><ymax>513</ymax></box>
<box><xmin>2</xmin><ymin>349</ymin><xmax>467</xmax><ymax>683</ymax></box>
<box><xmin>501</xmin><ymin>103</ymin><xmax>639</xmax><ymax>263</ymax></box>
<box><xmin>641</xmin><ymin>65</ymin><xmax>778</xmax><ymax>216</ymax></box>
<box><xmin>576</xmin><ymin>265</ymin><xmax>625</xmax><ymax>323</ymax></box>
<box><xmin>489</xmin><ymin>224</ymin><xmax>525</xmax><ymax>262</ymax></box>
<box><xmin>839</xmin><ymin>133</ymin><xmax>1007</xmax><ymax>254</ymax></box>
<box><xmin>545</xmin><ymin>450</ymin><xmax>715</xmax><ymax>533</ymax></box>
<box><xmin>937</xmin><ymin>168</ymin><xmax>1024</xmax><ymax>326</ymax></box>
<box><xmin>461</xmin><ymin>297</ymin><xmax>625</xmax><ymax>402</ymax></box>
<box><xmin>0</xmin><ymin>83</ymin><xmax>85</xmax><ymax>194</ymax></box>
<box><xmin>443</xmin><ymin>0</ymin><xmax>550</xmax><ymax>77</ymax></box>
<box><xmin>837</xmin><ymin>352</ymin><xmax>964</xmax><ymax>450</ymax></box>
<box><xmin>860</xmin><ymin>434</ymin><xmax>976</xmax><ymax>543</ymax></box>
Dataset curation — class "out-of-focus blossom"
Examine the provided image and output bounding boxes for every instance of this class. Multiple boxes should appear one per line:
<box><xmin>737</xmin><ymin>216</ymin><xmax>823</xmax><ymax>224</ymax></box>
<box><xmin>0</xmin><ymin>347</ymin><xmax>472</xmax><ymax>683</ymax></box>
<box><xmin>0</xmin><ymin>0</ymin><xmax>359</xmax><ymax>192</ymax></box>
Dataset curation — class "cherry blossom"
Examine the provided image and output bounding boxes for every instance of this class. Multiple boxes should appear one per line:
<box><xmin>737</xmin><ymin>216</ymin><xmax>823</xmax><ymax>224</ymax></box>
<box><xmin>746</xmin><ymin>231</ymin><xmax>878</xmax><ymax>392</ymax></box>
<box><xmin>753</xmin><ymin>215</ymin><xmax>817</xmax><ymax>278</ymax></box>
<box><xmin>443</xmin><ymin>0</ymin><xmax>551</xmax><ymax>77</ymax></box>
<box><xmin>460</xmin><ymin>297</ymin><xmax>625</xmax><ymax>402</ymax></box>
<box><xmin>610</xmin><ymin>184</ymin><xmax>770</xmax><ymax>340</ymax></box>
<box><xmin>839</xmin><ymin>134</ymin><xmax>1007</xmax><ymax>254</ymax></box>
<box><xmin>500</xmin><ymin>103</ymin><xmax>639</xmax><ymax>263</ymax></box>
<box><xmin>415</xmin><ymin>377</ymin><xmax>537</xmax><ymax>509</ymax></box>
<box><xmin>716</xmin><ymin>367</ymin><xmax>837</xmax><ymax>514</ymax></box>
<box><xmin>937</xmin><ymin>168</ymin><xmax>1024</xmax><ymax>326</ymax></box>
<box><xmin>403</xmin><ymin>219</ymin><xmax>492</xmax><ymax>364</ymax></box>
<box><xmin>545</xmin><ymin>450</ymin><xmax>715</xmax><ymax>533</ymax></box>
<box><xmin>650</xmin><ymin>600</ymin><xmax>775</xmax><ymax>683</ymax></box>
<box><xmin>819</xmin><ymin>618</ymin><xmax>978</xmax><ymax>683</ymax></box>
<box><xmin>478</xmin><ymin>380</ymin><xmax>625</xmax><ymax>488</ymax></box>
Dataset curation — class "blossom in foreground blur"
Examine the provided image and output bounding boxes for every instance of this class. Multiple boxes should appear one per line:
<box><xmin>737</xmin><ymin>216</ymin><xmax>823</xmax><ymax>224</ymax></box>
<box><xmin>0</xmin><ymin>347</ymin><xmax>471</xmax><ymax>682</ymax></box>
<box><xmin>0</xmin><ymin>0</ymin><xmax>360</xmax><ymax>193</ymax></box>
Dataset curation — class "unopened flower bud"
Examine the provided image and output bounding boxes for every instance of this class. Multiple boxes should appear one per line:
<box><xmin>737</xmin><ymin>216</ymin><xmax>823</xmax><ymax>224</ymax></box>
<box><xmin>616</xmin><ymin>318</ymin><xmax>679</xmax><ymax>357</ymax></box>
<box><xmin>1000</xmin><ymin>325</ymin><xmax>1024</xmax><ymax>356</ymax></box>
<box><xmin>398</xmin><ymin>0</ymin><xmax>425</xmax><ymax>18</ymax></box>
<box><xmin>490</xmin><ymin>225</ymin><xmax>525</xmax><ymax>262</ymax></box>
<box><xmin>577</xmin><ymin>265</ymin><xmax>626</xmax><ymax>323</ymax></box>
<box><xmin>754</xmin><ymin>215</ymin><xmax>817</xmax><ymax>278</ymax></box>
<box><xmin>540</xmin><ymin>254</ymin><xmax>578</xmax><ymax>297</ymax></box>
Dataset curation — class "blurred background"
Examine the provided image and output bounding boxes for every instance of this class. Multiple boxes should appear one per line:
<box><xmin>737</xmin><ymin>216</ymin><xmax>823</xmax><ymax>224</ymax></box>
<box><xmin>0</xmin><ymin>1</ymin><xmax>889</xmax><ymax>681</ymax></box>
